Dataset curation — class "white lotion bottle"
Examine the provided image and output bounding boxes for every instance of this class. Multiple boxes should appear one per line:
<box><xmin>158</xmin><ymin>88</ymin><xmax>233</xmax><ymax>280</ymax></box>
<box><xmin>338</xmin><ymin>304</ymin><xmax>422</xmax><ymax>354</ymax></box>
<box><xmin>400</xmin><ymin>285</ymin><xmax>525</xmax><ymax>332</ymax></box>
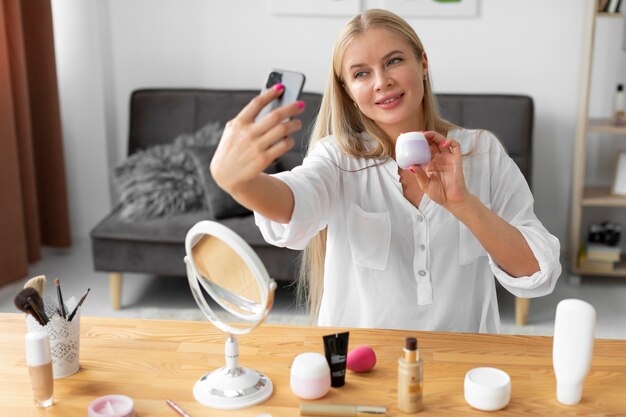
<box><xmin>552</xmin><ymin>299</ymin><xmax>596</xmax><ymax>405</ymax></box>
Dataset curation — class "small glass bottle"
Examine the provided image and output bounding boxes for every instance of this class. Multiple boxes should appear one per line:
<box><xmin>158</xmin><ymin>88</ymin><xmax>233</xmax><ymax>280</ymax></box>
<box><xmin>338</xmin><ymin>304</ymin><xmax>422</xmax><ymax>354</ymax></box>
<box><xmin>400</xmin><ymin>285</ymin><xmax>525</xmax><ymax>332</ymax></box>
<box><xmin>25</xmin><ymin>331</ymin><xmax>53</xmax><ymax>408</ymax></box>
<box><xmin>614</xmin><ymin>84</ymin><xmax>625</xmax><ymax>127</ymax></box>
<box><xmin>397</xmin><ymin>337</ymin><xmax>423</xmax><ymax>413</ymax></box>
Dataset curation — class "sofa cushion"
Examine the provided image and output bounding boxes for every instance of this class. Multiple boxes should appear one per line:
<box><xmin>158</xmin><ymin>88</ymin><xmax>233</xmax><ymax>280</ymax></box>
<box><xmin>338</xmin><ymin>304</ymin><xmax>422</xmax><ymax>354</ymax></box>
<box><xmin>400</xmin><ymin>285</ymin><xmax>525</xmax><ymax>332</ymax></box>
<box><xmin>90</xmin><ymin>205</ymin><xmax>270</xmax><ymax>247</ymax></box>
<box><xmin>188</xmin><ymin>145</ymin><xmax>249</xmax><ymax>219</ymax></box>
<box><xmin>436</xmin><ymin>94</ymin><xmax>533</xmax><ymax>187</ymax></box>
<box><xmin>188</xmin><ymin>145</ymin><xmax>280</xmax><ymax>219</ymax></box>
<box><xmin>277</xmin><ymin>151</ymin><xmax>305</xmax><ymax>172</ymax></box>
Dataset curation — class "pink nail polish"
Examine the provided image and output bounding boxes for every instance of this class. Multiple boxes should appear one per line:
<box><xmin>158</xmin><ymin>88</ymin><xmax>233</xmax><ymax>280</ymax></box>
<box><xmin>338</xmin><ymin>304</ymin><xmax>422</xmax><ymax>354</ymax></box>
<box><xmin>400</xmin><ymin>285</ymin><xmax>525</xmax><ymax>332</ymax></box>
<box><xmin>439</xmin><ymin>140</ymin><xmax>448</xmax><ymax>148</ymax></box>
<box><xmin>408</xmin><ymin>167</ymin><xmax>416</xmax><ymax>173</ymax></box>
<box><xmin>273</xmin><ymin>83</ymin><xmax>284</xmax><ymax>92</ymax></box>
<box><xmin>297</xmin><ymin>101</ymin><xmax>306</xmax><ymax>110</ymax></box>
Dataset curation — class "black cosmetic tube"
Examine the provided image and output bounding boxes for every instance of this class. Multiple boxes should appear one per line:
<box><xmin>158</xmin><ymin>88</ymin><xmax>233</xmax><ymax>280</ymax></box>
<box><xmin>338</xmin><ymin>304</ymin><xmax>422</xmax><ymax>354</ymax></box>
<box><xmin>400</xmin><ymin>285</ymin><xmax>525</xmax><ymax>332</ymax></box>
<box><xmin>323</xmin><ymin>331</ymin><xmax>349</xmax><ymax>387</ymax></box>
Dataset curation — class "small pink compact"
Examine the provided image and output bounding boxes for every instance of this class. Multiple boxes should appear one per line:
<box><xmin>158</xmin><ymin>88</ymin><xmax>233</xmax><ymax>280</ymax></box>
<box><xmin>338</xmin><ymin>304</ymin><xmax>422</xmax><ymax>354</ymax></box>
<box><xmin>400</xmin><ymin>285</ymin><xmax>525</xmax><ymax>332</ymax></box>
<box><xmin>290</xmin><ymin>352</ymin><xmax>331</xmax><ymax>400</ymax></box>
<box><xmin>87</xmin><ymin>394</ymin><xmax>135</xmax><ymax>417</ymax></box>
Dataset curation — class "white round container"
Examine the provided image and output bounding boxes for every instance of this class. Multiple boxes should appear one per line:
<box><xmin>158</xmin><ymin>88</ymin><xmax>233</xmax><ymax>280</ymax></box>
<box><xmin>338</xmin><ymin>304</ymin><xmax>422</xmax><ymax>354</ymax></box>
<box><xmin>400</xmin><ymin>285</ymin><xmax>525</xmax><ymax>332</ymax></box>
<box><xmin>290</xmin><ymin>352</ymin><xmax>331</xmax><ymax>400</ymax></box>
<box><xmin>464</xmin><ymin>367</ymin><xmax>511</xmax><ymax>411</ymax></box>
<box><xmin>395</xmin><ymin>132</ymin><xmax>431</xmax><ymax>169</ymax></box>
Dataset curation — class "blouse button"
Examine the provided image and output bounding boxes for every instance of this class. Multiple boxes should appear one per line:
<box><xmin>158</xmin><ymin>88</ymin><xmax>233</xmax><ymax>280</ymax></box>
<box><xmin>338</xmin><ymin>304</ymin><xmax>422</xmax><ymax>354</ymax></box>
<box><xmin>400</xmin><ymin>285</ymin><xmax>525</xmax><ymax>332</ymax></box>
<box><xmin>416</xmin><ymin>215</ymin><xmax>424</xmax><ymax>223</ymax></box>
<box><xmin>418</xmin><ymin>270</ymin><xmax>427</xmax><ymax>276</ymax></box>
<box><xmin>419</xmin><ymin>244</ymin><xmax>426</xmax><ymax>251</ymax></box>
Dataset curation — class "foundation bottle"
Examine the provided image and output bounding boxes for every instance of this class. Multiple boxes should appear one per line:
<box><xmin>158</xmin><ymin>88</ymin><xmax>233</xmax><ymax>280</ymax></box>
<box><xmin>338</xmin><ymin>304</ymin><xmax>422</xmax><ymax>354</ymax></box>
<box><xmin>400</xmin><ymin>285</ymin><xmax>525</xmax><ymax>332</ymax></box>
<box><xmin>25</xmin><ymin>331</ymin><xmax>53</xmax><ymax>408</ymax></box>
<box><xmin>397</xmin><ymin>337</ymin><xmax>423</xmax><ymax>413</ymax></box>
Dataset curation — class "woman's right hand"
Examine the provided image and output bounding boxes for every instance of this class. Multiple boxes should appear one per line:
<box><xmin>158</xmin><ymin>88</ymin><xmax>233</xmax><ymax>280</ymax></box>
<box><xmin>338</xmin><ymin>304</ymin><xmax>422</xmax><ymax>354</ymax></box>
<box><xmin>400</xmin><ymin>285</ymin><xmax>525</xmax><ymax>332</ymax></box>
<box><xmin>210</xmin><ymin>83</ymin><xmax>305</xmax><ymax>195</ymax></box>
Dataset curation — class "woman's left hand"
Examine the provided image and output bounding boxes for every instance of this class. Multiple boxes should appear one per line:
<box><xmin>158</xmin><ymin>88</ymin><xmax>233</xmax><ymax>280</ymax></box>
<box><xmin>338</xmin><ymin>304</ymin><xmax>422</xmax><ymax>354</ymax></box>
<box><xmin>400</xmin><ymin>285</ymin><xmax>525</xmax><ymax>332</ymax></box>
<box><xmin>408</xmin><ymin>131</ymin><xmax>470</xmax><ymax>209</ymax></box>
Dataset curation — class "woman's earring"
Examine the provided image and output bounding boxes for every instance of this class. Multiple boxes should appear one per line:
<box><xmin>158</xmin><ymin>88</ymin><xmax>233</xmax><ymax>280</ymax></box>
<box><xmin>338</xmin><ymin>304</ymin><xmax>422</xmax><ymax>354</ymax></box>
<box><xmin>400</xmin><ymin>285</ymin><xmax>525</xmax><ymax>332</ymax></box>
<box><xmin>424</xmin><ymin>74</ymin><xmax>429</xmax><ymax>81</ymax></box>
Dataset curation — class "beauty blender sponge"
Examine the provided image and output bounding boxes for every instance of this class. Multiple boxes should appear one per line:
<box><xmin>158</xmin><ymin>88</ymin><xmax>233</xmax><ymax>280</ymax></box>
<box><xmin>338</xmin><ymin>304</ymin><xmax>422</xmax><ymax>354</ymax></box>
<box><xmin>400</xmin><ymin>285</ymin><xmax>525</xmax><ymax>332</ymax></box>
<box><xmin>347</xmin><ymin>345</ymin><xmax>377</xmax><ymax>372</ymax></box>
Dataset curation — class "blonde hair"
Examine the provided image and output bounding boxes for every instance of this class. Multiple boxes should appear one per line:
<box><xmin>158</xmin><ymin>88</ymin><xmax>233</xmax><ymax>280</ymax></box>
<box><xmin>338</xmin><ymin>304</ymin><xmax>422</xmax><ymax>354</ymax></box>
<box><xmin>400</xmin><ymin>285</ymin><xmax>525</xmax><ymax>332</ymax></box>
<box><xmin>297</xmin><ymin>9</ymin><xmax>457</xmax><ymax>320</ymax></box>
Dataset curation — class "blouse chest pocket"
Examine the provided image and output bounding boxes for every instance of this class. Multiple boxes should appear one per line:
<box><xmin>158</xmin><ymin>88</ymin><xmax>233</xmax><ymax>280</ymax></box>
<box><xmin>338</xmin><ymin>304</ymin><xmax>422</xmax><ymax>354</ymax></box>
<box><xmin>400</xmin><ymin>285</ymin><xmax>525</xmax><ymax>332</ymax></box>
<box><xmin>346</xmin><ymin>202</ymin><xmax>391</xmax><ymax>270</ymax></box>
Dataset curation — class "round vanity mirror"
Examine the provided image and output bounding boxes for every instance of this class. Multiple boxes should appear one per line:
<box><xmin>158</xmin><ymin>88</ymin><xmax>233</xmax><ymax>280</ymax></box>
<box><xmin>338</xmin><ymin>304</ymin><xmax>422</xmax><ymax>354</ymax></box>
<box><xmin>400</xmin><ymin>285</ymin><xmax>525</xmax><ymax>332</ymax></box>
<box><xmin>184</xmin><ymin>220</ymin><xmax>277</xmax><ymax>409</ymax></box>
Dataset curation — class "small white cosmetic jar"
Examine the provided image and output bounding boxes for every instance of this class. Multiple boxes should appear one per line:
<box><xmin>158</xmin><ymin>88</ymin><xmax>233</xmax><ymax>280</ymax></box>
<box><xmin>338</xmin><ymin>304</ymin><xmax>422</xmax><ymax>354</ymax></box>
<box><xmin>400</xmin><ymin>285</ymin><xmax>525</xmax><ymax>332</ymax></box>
<box><xmin>464</xmin><ymin>367</ymin><xmax>511</xmax><ymax>411</ymax></box>
<box><xmin>396</xmin><ymin>131</ymin><xmax>431</xmax><ymax>169</ymax></box>
<box><xmin>290</xmin><ymin>352</ymin><xmax>331</xmax><ymax>400</ymax></box>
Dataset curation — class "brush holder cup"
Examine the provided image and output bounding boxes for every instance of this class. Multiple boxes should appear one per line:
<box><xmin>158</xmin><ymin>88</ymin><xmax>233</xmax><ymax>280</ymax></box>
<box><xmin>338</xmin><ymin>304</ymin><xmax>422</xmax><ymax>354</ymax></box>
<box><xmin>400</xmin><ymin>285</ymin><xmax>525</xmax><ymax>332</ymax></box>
<box><xmin>26</xmin><ymin>296</ymin><xmax>80</xmax><ymax>379</ymax></box>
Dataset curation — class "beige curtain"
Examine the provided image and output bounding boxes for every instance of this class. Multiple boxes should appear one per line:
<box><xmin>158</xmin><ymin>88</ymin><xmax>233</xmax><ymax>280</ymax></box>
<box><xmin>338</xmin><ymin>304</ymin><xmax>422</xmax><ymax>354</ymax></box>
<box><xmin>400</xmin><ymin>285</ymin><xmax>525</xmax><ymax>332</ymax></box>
<box><xmin>0</xmin><ymin>0</ymin><xmax>70</xmax><ymax>286</ymax></box>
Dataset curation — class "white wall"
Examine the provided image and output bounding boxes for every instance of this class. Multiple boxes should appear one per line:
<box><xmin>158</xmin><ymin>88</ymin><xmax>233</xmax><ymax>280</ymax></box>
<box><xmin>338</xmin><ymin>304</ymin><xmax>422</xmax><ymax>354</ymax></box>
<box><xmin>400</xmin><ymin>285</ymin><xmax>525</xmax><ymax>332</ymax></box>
<box><xmin>51</xmin><ymin>0</ymin><xmax>623</xmax><ymax>265</ymax></box>
<box><xmin>51</xmin><ymin>0</ymin><xmax>112</xmax><ymax>237</ymax></box>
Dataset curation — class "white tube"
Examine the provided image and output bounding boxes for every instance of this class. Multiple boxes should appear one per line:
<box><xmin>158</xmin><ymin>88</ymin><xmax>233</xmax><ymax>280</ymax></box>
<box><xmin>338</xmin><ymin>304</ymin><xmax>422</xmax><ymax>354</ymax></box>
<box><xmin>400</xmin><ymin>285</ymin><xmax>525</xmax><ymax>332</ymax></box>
<box><xmin>552</xmin><ymin>299</ymin><xmax>596</xmax><ymax>405</ymax></box>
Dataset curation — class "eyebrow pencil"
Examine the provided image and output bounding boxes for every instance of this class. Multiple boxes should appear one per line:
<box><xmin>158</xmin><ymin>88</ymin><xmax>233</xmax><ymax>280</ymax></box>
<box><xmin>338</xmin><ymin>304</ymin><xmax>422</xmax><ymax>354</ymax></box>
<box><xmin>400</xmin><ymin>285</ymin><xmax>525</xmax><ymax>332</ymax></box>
<box><xmin>166</xmin><ymin>399</ymin><xmax>191</xmax><ymax>417</ymax></box>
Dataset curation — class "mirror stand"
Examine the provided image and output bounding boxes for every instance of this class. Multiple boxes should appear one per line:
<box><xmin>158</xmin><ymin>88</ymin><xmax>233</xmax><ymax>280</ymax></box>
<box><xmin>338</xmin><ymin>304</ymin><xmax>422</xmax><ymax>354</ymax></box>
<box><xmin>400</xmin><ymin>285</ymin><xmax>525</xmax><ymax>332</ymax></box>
<box><xmin>192</xmin><ymin>334</ymin><xmax>273</xmax><ymax>409</ymax></box>
<box><xmin>184</xmin><ymin>219</ymin><xmax>279</xmax><ymax>411</ymax></box>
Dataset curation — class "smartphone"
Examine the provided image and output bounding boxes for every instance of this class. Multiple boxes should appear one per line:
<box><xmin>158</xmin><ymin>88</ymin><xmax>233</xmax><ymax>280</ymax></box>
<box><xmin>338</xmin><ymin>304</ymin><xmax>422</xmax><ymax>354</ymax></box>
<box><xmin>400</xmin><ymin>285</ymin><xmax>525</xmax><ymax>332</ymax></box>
<box><xmin>255</xmin><ymin>69</ymin><xmax>306</xmax><ymax>122</ymax></box>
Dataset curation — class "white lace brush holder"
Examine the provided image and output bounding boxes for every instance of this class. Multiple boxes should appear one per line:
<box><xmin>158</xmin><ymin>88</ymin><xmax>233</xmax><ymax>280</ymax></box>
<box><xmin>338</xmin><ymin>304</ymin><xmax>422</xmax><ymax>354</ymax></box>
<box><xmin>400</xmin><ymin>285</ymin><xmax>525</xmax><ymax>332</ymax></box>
<box><xmin>26</xmin><ymin>296</ymin><xmax>80</xmax><ymax>379</ymax></box>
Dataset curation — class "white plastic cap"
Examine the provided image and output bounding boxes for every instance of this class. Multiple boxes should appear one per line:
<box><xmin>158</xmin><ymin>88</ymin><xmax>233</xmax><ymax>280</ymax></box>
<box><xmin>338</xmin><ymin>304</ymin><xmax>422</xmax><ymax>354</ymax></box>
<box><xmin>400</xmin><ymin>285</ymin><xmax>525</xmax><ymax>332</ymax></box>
<box><xmin>557</xmin><ymin>381</ymin><xmax>583</xmax><ymax>405</ymax></box>
<box><xmin>291</xmin><ymin>352</ymin><xmax>329</xmax><ymax>378</ymax></box>
<box><xmin>25</xmin><ymin>331</ymin><xmax>51</xmax><ymax>367</ymax></box>
<box><xmin>464</xmin><ymin>367</ymin><xmax>511</xmax><ymax>411</ymax></box>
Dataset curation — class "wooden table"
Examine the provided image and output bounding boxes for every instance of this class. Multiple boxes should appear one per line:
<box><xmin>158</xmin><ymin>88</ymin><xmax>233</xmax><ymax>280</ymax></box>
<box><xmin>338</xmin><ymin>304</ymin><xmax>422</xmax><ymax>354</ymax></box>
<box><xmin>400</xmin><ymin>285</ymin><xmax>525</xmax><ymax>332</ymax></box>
<box><xmin>1</xmin><ymin>313</ymin><xmax>624</xmax><ymax>416</ymax></box>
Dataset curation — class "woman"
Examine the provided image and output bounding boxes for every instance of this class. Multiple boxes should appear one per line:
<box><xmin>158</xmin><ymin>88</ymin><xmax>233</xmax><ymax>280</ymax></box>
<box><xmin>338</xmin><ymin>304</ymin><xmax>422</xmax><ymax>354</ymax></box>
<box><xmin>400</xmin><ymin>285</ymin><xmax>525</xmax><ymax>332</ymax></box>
<box><xmin>210</xmin><ymin>9</ymin><xmax>561</xmax><ymax>332</ymax></box>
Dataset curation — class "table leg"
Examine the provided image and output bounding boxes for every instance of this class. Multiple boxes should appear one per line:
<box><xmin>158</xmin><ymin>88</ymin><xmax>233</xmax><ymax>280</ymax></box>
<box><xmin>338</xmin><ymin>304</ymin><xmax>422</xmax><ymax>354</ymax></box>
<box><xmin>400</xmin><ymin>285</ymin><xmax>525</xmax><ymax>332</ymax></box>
<box><xmin>109</xmin><ymin>272</ymin><xmax>122</xmax><ymax>310</ymax></box>
<box><xmin>515</xmin><ymin>297</ymin><xmax>529</xmax><ymax>326</ymax></box>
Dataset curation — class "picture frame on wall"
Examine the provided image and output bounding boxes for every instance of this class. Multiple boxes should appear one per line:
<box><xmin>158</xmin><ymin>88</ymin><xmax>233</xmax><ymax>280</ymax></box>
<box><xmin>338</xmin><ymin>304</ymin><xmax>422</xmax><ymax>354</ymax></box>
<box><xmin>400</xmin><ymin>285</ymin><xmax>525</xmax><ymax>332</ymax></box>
<box><xmin>611</xmin><ymin>151</ymin><xmax>626</xmax><ymax>195</ymax></box>
<box><xmin>271</xmin><ymin>0</ymin><xmax>361</xmax><ymax>16</ymax></box>
<box><xmin>383</xmin><ymin>0</ymin><xmax>479</xmax><ymax>18</ymax></box>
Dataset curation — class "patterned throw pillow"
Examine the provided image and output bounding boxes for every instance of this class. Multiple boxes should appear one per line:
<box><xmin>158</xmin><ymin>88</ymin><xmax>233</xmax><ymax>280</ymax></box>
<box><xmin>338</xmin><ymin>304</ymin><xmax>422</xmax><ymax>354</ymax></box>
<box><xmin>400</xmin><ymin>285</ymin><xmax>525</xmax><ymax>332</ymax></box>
<box><xmin>113</xmin><ymin>122</ymin><xmax>223</xmax><ymax>221</ymax></box>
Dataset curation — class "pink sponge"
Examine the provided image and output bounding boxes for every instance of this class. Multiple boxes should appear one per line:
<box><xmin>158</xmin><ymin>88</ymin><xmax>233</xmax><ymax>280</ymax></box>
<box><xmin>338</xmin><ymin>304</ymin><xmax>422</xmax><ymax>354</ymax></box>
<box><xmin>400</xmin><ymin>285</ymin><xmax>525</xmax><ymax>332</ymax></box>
<box><xmin>346</xmin><ymin>345</ymin><xmax>377</xmax><ymax>372</ymax></box>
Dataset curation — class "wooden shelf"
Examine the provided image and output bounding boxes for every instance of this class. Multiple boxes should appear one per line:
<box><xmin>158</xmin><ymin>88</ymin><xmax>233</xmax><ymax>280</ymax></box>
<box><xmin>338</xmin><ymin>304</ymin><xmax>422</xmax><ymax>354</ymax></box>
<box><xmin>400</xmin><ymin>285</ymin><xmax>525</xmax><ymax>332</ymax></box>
<box><xmin>569</xmin><ymin>4</ymin><xmax>626</xmax><ymax>279</ymax></box>
<box><xmin>588</xmin><ymin>118</ymin><xmax>626</xmax><ymax>134</ymax></box>
<box><xmin>582</xmin><ymin>186</ymin><xmax>626</xmax><ymax>206</ymax></box>
<box><xmin>597</xmin><ymin>12</ymin><xmax>626</xmax><ymax>18</ymax></box>
<box><xmin>572</xmin><ymin>265</ymin><xmax>626</xmax><ymax>276</ymax></box>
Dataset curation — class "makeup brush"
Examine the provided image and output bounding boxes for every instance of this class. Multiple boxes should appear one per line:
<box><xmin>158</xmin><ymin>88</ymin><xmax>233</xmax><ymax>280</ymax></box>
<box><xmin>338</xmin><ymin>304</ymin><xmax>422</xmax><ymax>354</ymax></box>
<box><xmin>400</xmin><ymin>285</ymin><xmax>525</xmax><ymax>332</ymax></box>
<box><xmin>23</xmin><ymin>275</ymin><xmax>46</xmax><ymax>296</ymax></box>
<box><xmin>54</xmin><ymin>278</ymin><xmax>67</xmax><ymax>319</ymax></box>
<box><xmin>67</xmin><ymin>288</ymin><xmax>90</xmax><ymax>322</ymax></box>
<box><xmin>27</xmin><ymin>297</ymin><xmax>49</xmax><ymax>326</ymax></box>
<box><xmin>15</xmin><ymin>287</ymin><xmax>46</xmax><ymax>315</ymax></box>
<box><xmin>14</xmin><ymin>288</ymin><xmax>49</xmax><ymax>326</ymax></box>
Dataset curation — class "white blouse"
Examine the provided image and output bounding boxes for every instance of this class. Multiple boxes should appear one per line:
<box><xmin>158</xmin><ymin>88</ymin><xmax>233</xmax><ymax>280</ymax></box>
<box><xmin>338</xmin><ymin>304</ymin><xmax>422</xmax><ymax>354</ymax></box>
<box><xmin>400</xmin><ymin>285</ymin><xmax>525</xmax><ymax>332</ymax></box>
<box><xmin>255</xmin><ymin>129</ymin><xmax>561</xmax><ymax>333</ymax></box>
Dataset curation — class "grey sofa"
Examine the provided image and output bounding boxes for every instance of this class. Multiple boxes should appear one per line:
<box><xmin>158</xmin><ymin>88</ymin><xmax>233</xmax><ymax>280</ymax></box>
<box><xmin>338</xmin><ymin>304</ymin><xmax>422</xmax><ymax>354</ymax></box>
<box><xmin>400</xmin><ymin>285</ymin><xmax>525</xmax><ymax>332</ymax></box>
<box><xmin>90</xmin><ymin>89</ymin><xmax>533</xmax><ymax>323</ymax></box>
